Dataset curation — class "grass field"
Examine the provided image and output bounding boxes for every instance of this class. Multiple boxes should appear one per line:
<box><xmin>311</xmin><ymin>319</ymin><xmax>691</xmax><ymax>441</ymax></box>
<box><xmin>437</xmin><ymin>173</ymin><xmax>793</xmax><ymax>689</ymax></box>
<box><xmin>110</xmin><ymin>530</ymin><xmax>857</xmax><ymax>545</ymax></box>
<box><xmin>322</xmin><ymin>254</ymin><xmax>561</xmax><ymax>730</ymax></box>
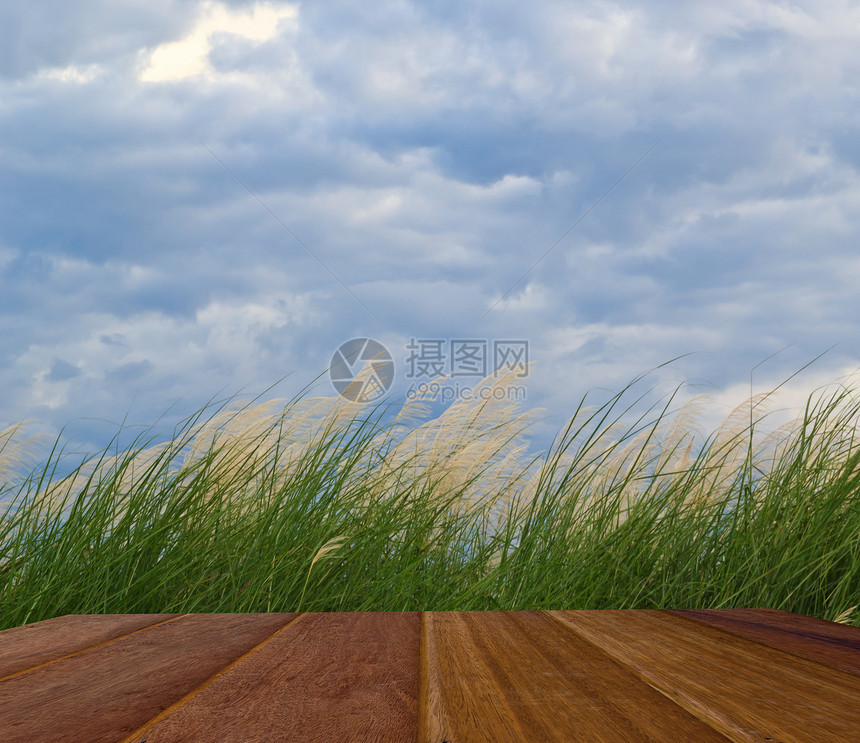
<box><xmin>1</xmin><ymin>369</ymin><xmax>858</xmax><ymax>630</ymax></box>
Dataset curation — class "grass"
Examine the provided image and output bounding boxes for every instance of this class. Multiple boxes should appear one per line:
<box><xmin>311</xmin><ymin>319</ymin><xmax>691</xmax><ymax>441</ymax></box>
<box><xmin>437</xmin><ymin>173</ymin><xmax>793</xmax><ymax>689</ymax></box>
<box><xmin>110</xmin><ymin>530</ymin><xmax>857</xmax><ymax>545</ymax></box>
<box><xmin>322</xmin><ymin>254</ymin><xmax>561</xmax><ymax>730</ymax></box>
<box><xmin>0</xmin><ymin>367</ymin><xmax>858</xmax><ymax>630</ymax></box>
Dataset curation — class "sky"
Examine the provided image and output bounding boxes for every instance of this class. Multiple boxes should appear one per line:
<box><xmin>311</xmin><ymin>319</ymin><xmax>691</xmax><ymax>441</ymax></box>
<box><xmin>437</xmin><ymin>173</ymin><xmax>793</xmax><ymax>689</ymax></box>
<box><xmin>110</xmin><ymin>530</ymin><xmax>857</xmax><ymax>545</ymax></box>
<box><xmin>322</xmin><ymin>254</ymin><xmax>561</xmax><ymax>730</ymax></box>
<box><xmin>2</xmin><ymin>0</ymin><xmax>860</xmax><ymax>461</ymax></box>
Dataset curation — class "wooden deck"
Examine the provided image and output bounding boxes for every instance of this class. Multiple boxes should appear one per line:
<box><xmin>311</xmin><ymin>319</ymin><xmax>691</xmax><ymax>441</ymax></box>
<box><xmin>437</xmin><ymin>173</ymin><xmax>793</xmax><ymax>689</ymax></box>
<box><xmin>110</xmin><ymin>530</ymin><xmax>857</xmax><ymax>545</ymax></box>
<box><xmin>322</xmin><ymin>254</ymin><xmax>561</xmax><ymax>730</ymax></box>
<box><xmin>0</xmin><ymin>609</ymin><xmax>857</xmax><ymax>742</ymax></box>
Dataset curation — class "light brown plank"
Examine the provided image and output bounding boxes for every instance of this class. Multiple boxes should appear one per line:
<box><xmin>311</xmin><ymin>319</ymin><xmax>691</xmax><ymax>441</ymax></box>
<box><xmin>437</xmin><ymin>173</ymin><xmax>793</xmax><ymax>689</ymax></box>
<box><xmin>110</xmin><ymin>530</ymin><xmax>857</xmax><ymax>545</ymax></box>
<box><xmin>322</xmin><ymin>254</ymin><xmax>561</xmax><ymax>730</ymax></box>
<box><xmin>0</xmin><ymin>612</ymin><xmax>297</xmax><ymax>743</ymax></box>
<box><xmin>0</xmin><ymin>613</ymin><xmax>182</xmax><ymax>680</ymax></box>
<box><xmin>548</xmin><ymin>609</ymin><xmax>860</xmax><ymax>743</ymax></box>
<box><xmin>422</xmin><ymin>610</ymin><xmax>732</xmax><ymax>743</ymax></box>
<box><xmin>128</xmin><ymin>611</ymin><xmax>420</xmax><ymax>743</ymax></box>
<box><xmin>669</xmin><ymin>608</ymin><xmax>860</xmax><ymax>678</ymax></box>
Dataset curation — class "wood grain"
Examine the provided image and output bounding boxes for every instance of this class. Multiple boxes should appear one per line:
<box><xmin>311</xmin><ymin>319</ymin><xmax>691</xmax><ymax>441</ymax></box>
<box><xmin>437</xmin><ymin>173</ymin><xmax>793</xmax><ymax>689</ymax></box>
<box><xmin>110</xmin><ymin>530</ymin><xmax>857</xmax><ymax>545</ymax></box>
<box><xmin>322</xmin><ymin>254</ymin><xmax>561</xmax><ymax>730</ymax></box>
<box><xmin>422</xmin><ymin>610</ymin><xmax>732</xmax><ymax>743</ymax></box>
<box><xmin>1</xmin><ymin>610</ymin><xmax>856</xmax><ymax>742</ymax></box>
<box><xmin>0</xmin><ymin>613</ymin><xmax>181</xmax><ymax>680</ymax></box>
<box><xmin>130</xmin><ymin>611</ymin><xmax>421</xmax><ymax>743</ymax></box>
<box><xmin>548</xmin><ymin>609</ymin><xmax>860</xmax><ymax>743</ymax></box>
<box><xmin>0</xmin><ymin>612</ymin><xmax>296</xmax><ymax>743</ymax></box>
<box><xmin>669</xmin><ymin>608</ymin><xmax>860</xmax><ymax>677</ymax></box>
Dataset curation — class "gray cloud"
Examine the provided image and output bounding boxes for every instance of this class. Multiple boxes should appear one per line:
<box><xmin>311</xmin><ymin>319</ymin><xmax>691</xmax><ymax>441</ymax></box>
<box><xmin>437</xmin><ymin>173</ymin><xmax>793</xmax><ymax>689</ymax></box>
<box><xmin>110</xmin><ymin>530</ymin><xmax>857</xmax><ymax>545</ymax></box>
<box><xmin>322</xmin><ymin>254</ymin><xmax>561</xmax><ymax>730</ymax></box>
<box><xmin>1</xmin><ymin>0</ymin><xmax>859</xmax><ymax>458</ymax></box>
<box><xmin>0</xmin><ymin>1</ymin><xmax>197</xmax><ymax>80</ymax></box>
<box><xmin>46</xmin><ymin>358</ymin><xmax>81</xmax><ymax>382</ymax></box>
<box><xmin>104</xmin><ymin>359</ymin><xmax>155</xmax><ymax>384</ymax></box>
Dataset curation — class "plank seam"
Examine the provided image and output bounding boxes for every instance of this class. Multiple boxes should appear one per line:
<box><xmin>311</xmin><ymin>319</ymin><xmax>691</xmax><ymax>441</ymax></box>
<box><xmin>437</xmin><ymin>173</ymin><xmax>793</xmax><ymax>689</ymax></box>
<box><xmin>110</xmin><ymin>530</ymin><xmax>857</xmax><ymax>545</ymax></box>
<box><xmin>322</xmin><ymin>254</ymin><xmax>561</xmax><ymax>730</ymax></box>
<box><xmin>666</xmin><ymin>609</ymin><xmax>860</xmax><ymax>678</ymax></box>
<box><xmin>117</xmin><ymin>612</ymin><xmax>307</xmax><ymax>743</ymax></box>
<box><xmin>541</xmin><ymin>611</ymin><xmax>737</xmax><ymax>743</ymax></box>
<box><xmin>418</xmin><ymin>611</ymin><xmax>429</xmax><ymax>743</ymax></box>
<box><xmin>0</xmin><ymin>614</ymin><xmax>189</xmax><ymax>685</ymax></box>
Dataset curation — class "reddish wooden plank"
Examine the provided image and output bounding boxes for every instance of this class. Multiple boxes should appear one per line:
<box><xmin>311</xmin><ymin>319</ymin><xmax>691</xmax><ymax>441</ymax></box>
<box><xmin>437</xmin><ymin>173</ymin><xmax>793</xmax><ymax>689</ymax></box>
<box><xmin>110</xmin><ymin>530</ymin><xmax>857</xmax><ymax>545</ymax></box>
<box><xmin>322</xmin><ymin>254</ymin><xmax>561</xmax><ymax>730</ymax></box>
<box><xmin>422</xmin><ymin>610</ymin><xmax>732</xmax><ymax>743</ymax></box>
<box><xmin>0</xmin><ymin>612</ymin><xmax>297</xmax><ymax>743</ymax></box>
<box><xmin>126</xmin><ymin>611</ymin><xmax>420</xmax><ymax>743</ymax></box>
<box><xmin>548</xmin><ymin>609</ymin><xmax>860</xmax><ymax>743</ymax></box>
<box><xmin>669</xmin><ymin>608</ymin><xmax>860</xmax><ymax>678</ymax></box>
<box><xmin>0</xmin><ymin>613</ymin><xmax>182</xmax><ymax>680</ymax></box>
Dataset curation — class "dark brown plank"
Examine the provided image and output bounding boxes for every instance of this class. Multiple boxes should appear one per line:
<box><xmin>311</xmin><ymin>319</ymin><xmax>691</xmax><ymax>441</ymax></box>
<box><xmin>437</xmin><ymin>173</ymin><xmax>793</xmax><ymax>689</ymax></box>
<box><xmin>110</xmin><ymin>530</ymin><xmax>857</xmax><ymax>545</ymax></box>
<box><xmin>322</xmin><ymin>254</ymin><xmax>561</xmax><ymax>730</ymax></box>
<box><xmin>422</xmin><ymin>610</ymin><xmax>732</xmax><ymax>743</ymax></box>
<box><xmin>0</xmin><ymin>613</ymin><xmax>182</xmax><ymax>680</ymax></box>
<box><xmin>548</xmin><ymin>609</ymin><xmax>860</xmax><ymax>743</ymax></box>
<box><xmin>127</xmin><ymin>611</ymin><xmax>420</xmax><ymax>743</ymax></box>
<box><xmin>669</xmin><ymin>608</ymin><xmax>860</xmax><ymax>678</ymax></box>
<box><xmin>0</xmin><ymin>612</ymin><xmax>297</xmax><ymax>743</ymax></box>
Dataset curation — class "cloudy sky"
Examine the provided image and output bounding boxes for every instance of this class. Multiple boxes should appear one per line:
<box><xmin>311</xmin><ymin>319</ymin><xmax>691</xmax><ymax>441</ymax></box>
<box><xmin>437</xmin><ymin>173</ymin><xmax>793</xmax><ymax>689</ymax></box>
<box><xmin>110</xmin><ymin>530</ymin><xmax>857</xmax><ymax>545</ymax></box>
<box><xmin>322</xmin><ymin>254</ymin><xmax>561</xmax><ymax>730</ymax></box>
<box><xmin>2</xmin><ymin>0</ymin><xmax>860</xmax><ymax>458</ymax></box>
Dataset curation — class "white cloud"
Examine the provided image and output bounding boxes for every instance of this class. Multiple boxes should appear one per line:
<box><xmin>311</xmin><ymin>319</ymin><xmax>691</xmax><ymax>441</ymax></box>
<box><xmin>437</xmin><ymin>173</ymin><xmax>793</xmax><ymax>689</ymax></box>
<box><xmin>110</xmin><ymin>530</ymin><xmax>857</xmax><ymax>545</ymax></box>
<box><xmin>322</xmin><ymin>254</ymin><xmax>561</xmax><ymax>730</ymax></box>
<box><xmin>698</xmin><ymin>362</ymin><xmax>860</xmax><ymax>435</ymax></box>
<box><xmin>36</xmin><ymin>64</ymin><xmax>103</xmax><ymax>83</ymax></box>
<box><xmin>491</xmin><ymin>283</ymin><xmax>550</xmax><ymax>313</ymax></box>
<box><xmin>139</xmin><ymin>0</ymin><xmax>298</xmax><ymax>82</ymax></box>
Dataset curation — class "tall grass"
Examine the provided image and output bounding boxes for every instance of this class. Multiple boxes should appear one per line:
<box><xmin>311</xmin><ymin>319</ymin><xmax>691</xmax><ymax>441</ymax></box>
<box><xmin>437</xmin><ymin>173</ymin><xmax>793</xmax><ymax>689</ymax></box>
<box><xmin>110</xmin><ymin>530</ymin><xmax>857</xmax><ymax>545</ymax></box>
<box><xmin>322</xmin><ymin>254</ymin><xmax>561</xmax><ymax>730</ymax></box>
<box><xmin>0</xmin><ymin>369</ymin><xmax>858</xmax><ymax>630</ymax></box>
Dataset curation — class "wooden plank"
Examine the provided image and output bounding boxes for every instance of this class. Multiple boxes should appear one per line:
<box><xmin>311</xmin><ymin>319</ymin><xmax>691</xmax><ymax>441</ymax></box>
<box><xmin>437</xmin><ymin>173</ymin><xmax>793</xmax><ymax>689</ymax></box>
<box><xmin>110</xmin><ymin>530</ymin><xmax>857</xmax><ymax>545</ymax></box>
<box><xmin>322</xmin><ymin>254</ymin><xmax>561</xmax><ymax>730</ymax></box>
<box><xmin>0</xmin><ymin>612</ymin><xmax>297</xmax><ymax>743</ymax></box>
<box><xmin>669</xmin><ymin>608</ymin><xmax>860</xmax><ymax>678</ymax></box>
<box><xmin>421</xmin><ymin>610</ymin><xmax>732</xmax><ymax>743</ymax></box>
<box><xmin>548</xmin><ymin>609</ymin><xmax>860</xmax><ymax>743</ymax></box>
<box><xmin>125</xmin><ymin>611</ymin><xmax>420</xmax><ymax>743</ymax></box>
<box><xmin>0</xmin><ymin>613</ymin><xmax>182</xmax><ymax>680</ymax></box>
